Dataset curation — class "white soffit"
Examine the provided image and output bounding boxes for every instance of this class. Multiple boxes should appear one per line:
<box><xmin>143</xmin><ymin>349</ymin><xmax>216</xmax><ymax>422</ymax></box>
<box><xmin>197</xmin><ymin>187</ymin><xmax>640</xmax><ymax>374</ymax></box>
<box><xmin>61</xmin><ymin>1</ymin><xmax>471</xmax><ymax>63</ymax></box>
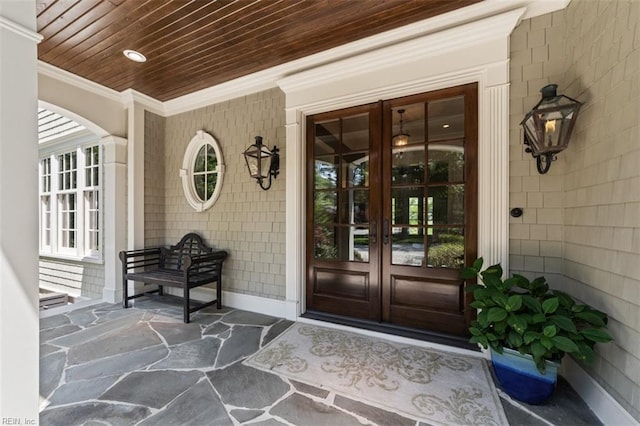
<box><xmin>37</xmin><ymin>0</ymin><xmax>570</xmax><ymax>116</ymax></box>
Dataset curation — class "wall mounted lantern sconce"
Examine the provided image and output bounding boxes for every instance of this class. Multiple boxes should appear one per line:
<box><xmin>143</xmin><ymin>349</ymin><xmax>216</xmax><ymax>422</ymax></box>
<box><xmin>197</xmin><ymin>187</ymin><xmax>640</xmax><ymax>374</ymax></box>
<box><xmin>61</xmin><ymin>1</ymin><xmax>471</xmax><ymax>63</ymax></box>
<box><xmin>521</xmin><ymin>84</ymin><xmax>582</xmax><ymax>174</ymax></box>
<box><xmin>243</xmin><ymin>136</ymin><xmax>280</xmax><ymax>190</ymax></box>
<box><xmin>392</xmin><ymin>108</ymin><xmax>410</xmax><ymax>147</ymax></box>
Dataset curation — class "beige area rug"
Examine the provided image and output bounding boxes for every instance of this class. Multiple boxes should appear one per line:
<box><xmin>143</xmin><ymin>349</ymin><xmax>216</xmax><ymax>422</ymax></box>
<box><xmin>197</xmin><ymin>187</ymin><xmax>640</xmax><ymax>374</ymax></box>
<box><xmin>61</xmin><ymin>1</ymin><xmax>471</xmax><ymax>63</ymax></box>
<box><xmin>245</xmin><ymin>323</ymin><xmax>508</xmax><ymax>426</ymax></box>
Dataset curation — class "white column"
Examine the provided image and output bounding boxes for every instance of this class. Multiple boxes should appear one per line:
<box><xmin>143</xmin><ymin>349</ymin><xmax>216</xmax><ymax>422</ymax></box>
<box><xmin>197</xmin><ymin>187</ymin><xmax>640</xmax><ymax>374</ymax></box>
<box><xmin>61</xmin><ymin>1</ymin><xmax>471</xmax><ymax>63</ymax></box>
<box><xmin>284</xmin><ymin>108</ymin><xmax>304</xmax><ymax>320</ymax></box>
<box><xmin>127</xmin><ymin>101</ymin><xmax>145</xmax><ymax>250</ymax></box>
<box><xmin>0</xmin><ymin>1</ymin><xmax>41</xmax><ymax>420</ymax></box>
<box><xmin>102</xmin><ymin>136</ymin><xmax>128</xmax><ymax>302</ymax></box>
<box><xmin>478</xmin><ymin>83</ymin><xmax>510</xmax><ymax>271</ymax></box>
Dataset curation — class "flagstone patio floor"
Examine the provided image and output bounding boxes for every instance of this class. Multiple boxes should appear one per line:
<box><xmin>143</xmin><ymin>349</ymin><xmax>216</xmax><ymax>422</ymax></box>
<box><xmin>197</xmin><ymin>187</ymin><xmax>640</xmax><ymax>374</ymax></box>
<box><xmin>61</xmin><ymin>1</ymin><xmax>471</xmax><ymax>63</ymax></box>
<box><xmin>39</xmin><ymin>295</ymin><xmax>602</xmax><ymax>425</ymax></box>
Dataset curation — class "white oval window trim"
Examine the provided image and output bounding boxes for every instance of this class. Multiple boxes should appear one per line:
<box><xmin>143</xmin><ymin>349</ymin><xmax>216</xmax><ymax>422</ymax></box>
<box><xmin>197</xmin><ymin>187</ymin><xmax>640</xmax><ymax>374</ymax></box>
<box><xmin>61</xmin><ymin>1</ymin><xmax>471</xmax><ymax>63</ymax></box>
<box><xmin>180</xmin><ymin>130</ymin><xmax>225</xmax><ymax>212</ymax></box>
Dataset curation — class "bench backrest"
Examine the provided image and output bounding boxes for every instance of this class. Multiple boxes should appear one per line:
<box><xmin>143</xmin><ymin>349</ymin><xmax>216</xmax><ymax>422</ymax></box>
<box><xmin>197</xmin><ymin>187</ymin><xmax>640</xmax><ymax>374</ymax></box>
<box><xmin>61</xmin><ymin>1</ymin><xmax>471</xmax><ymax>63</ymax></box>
<box><xmin>161</xmin><ymin>233</ymin><xmax>213</xmax><ymax>271</ymax></box>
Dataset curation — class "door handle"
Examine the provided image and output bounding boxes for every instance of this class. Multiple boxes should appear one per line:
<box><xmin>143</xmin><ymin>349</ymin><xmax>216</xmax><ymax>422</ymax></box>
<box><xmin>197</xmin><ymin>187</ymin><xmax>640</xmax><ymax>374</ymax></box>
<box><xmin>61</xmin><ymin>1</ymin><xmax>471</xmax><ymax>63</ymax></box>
<box><xmin>383</xmin><ymin>219</ymin><xmax>390</xmax><ymax>245</ymax></box>
<box><xmin>370</xmin><ymin>220</ymin><xmax>377</xmax><ymax>244</ymax></box>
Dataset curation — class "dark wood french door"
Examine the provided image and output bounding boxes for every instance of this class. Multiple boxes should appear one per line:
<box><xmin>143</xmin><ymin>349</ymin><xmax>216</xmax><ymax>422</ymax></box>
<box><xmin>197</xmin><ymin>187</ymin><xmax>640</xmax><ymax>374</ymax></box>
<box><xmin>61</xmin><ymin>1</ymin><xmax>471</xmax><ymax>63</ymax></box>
<box><xmin>305</xmin><ymin>84</ymin><xmax>477</xmax><ymax>337</ymax></box>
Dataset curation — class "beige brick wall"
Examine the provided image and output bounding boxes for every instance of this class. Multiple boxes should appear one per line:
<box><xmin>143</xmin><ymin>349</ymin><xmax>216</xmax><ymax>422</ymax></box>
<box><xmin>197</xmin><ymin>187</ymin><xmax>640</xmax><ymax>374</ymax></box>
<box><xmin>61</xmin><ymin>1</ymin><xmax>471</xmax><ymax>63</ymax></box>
<box><xmin>144</xmin><ymin>110</ymin><xmax>166</xmax><ymax>247</ymax></box>
<box><xmin>39</xmin><ymin>258</ymin><xmax>104</xmax><ymax>300</ymax></box>
<box><xmin>510</xmin><ymin>0</ymin><xmax>640</xmax><ymax>419</ymax></box>
<box><xmin>146</xmin><ymin>88</ymin><xmax>286</xmax><ymax>300</ymax></box>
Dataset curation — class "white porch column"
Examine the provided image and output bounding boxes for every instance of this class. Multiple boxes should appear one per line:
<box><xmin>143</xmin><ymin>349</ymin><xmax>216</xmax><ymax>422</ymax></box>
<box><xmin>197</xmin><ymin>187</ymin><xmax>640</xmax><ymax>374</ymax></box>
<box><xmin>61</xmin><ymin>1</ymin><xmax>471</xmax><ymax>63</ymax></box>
<box><xmin>102</xmin><ymin>136</ymin><xmax>128</xmax><ymax>302</ymax></box>
<box><xmin>127</xmin><ymin>101</ymin><xmax>145</xmax><ymax>250</ymax></box>
<box><xmin>0</xmin><ymin>1</ymin><xmax>41</xmax><ymax>420</ymax></box>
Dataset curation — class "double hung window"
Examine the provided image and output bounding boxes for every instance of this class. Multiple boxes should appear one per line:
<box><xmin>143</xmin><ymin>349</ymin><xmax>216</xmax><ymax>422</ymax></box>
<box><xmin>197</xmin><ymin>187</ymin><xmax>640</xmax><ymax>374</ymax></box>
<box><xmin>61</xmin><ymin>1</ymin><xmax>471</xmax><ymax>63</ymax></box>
<box><xmin>39</xmin><ymin>144</ymin><xmax>101</xmax><ymax>260</ymax></box>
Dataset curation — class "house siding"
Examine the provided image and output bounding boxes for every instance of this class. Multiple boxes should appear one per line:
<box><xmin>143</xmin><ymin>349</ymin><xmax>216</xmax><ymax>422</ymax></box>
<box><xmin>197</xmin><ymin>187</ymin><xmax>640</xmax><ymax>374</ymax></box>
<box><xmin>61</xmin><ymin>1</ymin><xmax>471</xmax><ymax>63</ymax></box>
<box><xmin>148</xmin><ymin>88</ymin><xmax>286</xmax><ymax>300</ymax></box>
<box><xmin>144</xmin><ymin>110</ymin><xmax>166</xmax><ymax>248</ymax></box>
<box><xmin>39</xmin><ymin>258</ymin><xmax>104</xmax><ymax>300</ymax></box>
<box><xmin>510</xmin><ymin>0</ymin><xmax>640</xmax><ymax>419</ymax></box>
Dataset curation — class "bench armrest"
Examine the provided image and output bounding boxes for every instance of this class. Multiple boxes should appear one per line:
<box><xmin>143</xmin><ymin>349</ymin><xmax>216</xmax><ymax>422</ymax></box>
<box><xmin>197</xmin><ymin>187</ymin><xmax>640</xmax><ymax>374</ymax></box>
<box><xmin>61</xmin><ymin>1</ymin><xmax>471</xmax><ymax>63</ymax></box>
<box><xmin>119</xmin><ymin>247</ymin><xmax>162</xmax><ymax>272</ymax></box>
<box><xmin>183</xmin><ymin>250</ymin><xmax>228</xmax><ymax>276</ymax></box>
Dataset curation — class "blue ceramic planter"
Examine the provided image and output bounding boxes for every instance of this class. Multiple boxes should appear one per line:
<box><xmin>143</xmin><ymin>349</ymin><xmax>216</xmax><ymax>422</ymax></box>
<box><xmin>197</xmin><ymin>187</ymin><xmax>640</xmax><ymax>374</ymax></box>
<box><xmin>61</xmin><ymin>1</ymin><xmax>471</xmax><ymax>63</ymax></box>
<box><xmin>491</xmin><ymin>347</ymin><xmax>559</xmax><ymax>405</ymax></box>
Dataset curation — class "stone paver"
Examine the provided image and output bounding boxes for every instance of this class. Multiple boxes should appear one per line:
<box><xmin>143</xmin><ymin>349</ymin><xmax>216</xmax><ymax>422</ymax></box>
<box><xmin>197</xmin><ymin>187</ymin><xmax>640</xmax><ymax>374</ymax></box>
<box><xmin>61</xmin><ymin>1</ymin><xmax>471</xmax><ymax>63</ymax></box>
<box><xmin>215</xmin><ymin>325</ymin><xmax>262</xmax><ymax>367</ymax></box>
<box><xmin>151</xmin><ymin>336</ymin><xmax>221</xmax><ymax>369</ymax></box>
<box><xmin>99</xmin><ymin>370</ymin><xmax>202</xmax><ymax>408</ymax></box>
<box><xmin>270</xmin><ymin>393</ymin><xmax>363</xmax><ymax>426</ymax></box>
<box><xmin>149</xmin><ymin>321</ymin><xmax>203</xmax><ymax>346</ymax></box>
<box><xmin>40</xmin><ymin>351</ymin><xmax>66</xmax><ymax>399</ymax></box>
<box><xmin>48</xmin><ymin>375</ymin><xmax>119</xmax><ymax>406</ymax></box>
<box><xmin>40</xmin><ymin>402</ymin><xmax>150</xmax><ymax>426</ymax></box>
<box><xmin>222</xmin><ymin>310</ymin><xmax>279</xmax><ymax>326</ymax></box>
<box><xmin>334</xmin><ymin>394</ymin><xmax>416</xmax><ymax>426</ymax></box>
<box><xmin>139</xmin><ymin>380</ymin><xmax>232</xmax><ymax>426</ymax></box>
<box><xmin>207</xmin><ymin>362</ymin><xmax>289</xmax><ymax>409</ymax></box>
<box><xmin>65</xmin><ymin>345</ymin><xmax>168</xmax><ymax>381</ymax></box>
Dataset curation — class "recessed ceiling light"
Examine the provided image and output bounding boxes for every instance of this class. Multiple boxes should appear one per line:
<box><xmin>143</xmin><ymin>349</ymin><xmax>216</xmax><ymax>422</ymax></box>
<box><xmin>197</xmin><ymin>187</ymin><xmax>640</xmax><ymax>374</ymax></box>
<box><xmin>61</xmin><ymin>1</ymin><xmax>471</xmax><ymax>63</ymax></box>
<box><xmin>123</xmin><ymin>49</ymin><xmax>146</xmax><ymax>63</ymax></box>
<box><xmin>442</xmin><ymin>124</ymin><xmax>450</xmax><ymax>128</ymax></box>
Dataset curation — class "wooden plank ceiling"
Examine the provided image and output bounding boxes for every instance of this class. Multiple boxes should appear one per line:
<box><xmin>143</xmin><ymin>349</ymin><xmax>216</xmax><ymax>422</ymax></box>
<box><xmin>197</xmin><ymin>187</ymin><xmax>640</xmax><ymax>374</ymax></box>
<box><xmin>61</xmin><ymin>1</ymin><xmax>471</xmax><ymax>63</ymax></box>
<box><xmin>37</xmin><ymin>0</ymin><xmax>479</xmax><ymax>102</ymax></box>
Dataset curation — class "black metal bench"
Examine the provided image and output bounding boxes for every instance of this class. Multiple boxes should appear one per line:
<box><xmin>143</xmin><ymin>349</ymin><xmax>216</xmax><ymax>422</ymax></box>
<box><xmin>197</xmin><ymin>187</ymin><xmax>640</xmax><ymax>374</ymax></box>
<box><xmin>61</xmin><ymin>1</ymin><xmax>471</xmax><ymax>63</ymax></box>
<box><xmin>119</xmin><ymin>233</ymin><xmax>228</xmax><ymax>323</ymax></box>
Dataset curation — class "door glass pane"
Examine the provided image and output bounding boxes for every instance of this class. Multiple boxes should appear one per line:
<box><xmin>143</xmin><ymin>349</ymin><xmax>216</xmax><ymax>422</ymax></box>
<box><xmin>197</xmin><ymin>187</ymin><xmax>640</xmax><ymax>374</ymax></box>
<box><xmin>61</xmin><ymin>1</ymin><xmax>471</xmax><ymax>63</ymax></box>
<box><xmin>314</xmin><ymin>225</ymin><xmax>336</xmax><ymax>260</ymax></box>
<box><xmin>429</xmin><ymin>185</ymin><xmax>464</xmax><ymax>225</ymax></box>
<box><xmin>391</xmin><ymin>227</ymin><xmax>425</xmax><ymax>266</ymax></box>
<box><xmin>428</xmin><ymin>141</ymin><xmax>464</xmax><ymax>182</ymax></box>
<box><xmin>392</xmin><ymin>145</ymin><xmax>424</xmax><ymax>184</ymax></box>
<box><xmin>391</xmin><ymin>187</ymin><xmax>424</xmax><ymax>226</ymax></box>
<box><xmin>315</xmin><ymin>156</ymin><xmax>338</xmax><ymax>189</ymax></box>
<box><xmin>340</xmin><ymin>189</ymin><xmax>369</xmax><ymax>224</ymax></box>
<box><xmin>315</xmin><ymin>120</ymin><xmax>339</xmax><ymax>155</ymax></box>
<box><xmin>342</xmin><ymin>152</ymin><xmax>369</xmax><ymax>188</ymax></box>
<box><xmin>342</xmin><ymin>113</ymin><xmax>369</xmax><ymax>151</ymax></box>
<box><xmin>314</xmin><ymin>191</ymin><xmax>337</xmax><ymax>225</ymax></box>
<box><xmin>428</xmin><ymin>96</ymin><xmax>464</xmax><ymax>141</ymax></box>
<box><xmin>427</xmin><ymin>227</ymin><xmax>464</xmax><ymax>269</ymax></box>
<box><xmin>392</xmin><ymin>103</ymin><xmax>424</xmax><ymax>146</ymax></box>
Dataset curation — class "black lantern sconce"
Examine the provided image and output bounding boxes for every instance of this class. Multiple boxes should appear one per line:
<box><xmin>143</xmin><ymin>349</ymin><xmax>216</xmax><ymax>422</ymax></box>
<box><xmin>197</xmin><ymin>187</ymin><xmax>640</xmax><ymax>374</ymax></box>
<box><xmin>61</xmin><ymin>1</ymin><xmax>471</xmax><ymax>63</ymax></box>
<box><xmin>243</xmin><ymin>136</ymin><xmax>280</xmax><ymax>190</ymax></box>
<box><xmin>521</xmin><ymin>84</ymin><xmax>582</xmax><ymax>174</ymax></box>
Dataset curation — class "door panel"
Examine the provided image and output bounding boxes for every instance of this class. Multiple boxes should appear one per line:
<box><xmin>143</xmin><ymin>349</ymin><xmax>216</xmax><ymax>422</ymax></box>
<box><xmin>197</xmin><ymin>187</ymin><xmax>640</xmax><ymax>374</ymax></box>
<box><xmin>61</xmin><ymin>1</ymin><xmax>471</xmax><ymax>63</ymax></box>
<box><xmin>306</xmin><ymin>84</ymin><xmax>477</xmax><ymax>338</ymax></box>
<box><xmin>306</xmin><ymin>103</ymin><xmax>381</xmax><ymax>321</ymax></box>
<box><xmin>381</xmin><ymin>84</ymin><xmax>478</xmax><ymax>335</ymax></box>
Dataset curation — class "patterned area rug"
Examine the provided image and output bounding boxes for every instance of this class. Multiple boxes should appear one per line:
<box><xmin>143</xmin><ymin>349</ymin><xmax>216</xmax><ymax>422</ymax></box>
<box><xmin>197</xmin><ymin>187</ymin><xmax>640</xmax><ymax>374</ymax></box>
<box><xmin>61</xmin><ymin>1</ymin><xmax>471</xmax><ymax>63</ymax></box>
<box><xmin>245</xmin><ymin>323</ymin><xmax>508</xmax><ymax>426</ymax></box>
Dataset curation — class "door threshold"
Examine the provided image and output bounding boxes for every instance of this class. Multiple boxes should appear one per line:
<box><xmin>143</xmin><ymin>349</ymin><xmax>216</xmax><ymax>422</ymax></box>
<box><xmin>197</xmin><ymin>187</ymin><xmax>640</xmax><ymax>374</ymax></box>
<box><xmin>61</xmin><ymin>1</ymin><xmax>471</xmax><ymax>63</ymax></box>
<box><xmin>301</xmin><ymin>310</ymin><xmax>479</xmax><ymax>352</ymax></box>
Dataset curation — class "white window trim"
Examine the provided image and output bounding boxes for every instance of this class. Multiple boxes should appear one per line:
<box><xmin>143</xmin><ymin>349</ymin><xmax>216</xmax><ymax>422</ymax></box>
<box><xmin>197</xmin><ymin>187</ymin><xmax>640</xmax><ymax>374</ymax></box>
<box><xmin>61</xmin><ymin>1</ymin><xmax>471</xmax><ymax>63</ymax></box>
<box><xmin>39</xmin><ymin>139</ymin><xmax>103</xmax><ymax>262</ymax></box>
<box><xmin>180</xmin><ymin>130</ymin><xmax>225</xmax><ymax>212</ymax></box>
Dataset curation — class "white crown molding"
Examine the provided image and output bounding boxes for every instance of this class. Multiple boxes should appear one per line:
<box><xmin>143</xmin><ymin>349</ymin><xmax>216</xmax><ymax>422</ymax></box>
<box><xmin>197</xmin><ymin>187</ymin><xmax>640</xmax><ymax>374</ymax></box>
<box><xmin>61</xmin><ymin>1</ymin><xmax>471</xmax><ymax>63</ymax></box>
<box><xmin>278</xmin><ymin>9</ymin><xmax>524</xmax><ymax>95</ymax></box>
<box><xmin>0</xmin><ymin>16</ymin><xmax>42</xmax><ymax>43</ymax></box>
<box><xmin>38</xmin><ymin>61</ymin><xmax>122</xmax><ymax>103</ymax></box>
<box><xmin>120</xmin><ymin>88</ymin><xmax>165</xmax><ymax>115</ymax></box>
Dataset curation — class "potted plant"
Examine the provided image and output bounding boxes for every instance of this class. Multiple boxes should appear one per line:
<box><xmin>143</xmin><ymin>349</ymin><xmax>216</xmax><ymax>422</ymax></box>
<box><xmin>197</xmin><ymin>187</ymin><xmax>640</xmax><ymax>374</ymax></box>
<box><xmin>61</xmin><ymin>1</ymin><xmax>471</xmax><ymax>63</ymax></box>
<box><xmin>462</xmin><ymin>258</ymin><xmax>613</xmax><ymax>404</ymax></box>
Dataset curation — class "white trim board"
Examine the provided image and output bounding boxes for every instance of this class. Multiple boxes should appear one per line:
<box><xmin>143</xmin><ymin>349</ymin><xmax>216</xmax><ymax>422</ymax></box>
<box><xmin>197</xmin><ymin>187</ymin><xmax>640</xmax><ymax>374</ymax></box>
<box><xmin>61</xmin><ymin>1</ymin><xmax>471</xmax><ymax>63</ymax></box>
<box><xmin>562</xmin><ymin>357</ymin><xmax>638</xmax><ymax>425</ymax></box>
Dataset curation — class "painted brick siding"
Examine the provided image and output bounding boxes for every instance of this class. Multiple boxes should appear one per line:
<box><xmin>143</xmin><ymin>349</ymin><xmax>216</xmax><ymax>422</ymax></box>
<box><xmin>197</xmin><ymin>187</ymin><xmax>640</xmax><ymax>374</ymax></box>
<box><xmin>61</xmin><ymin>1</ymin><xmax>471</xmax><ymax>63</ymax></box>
<box><xmin>159</xmin><ymin>88</ymin><xmax>286</xmax><ymax>300</ymax></box>
<box><xmin>144</xmin><ymin>110</ymin><xmax>166</xmax><ymax>247</ymax></box>
<box><xmin>39</xmin><ymin>258</ymin><xmax>104</xmax><ymax>299</ymax></box>
<box><xmin>510</xmin><ymin>0</ymin><xmax>640</xmax><ymax>419</ymax></box>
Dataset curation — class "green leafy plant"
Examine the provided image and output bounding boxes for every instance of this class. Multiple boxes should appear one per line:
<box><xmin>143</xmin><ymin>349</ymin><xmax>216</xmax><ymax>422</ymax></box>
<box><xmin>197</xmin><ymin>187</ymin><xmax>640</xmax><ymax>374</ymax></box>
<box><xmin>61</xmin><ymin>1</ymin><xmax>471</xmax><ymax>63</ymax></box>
<box><xmin>463</xmin><ymin>258</ymin><xmax>613</xmax><ymax>373</ymax></box>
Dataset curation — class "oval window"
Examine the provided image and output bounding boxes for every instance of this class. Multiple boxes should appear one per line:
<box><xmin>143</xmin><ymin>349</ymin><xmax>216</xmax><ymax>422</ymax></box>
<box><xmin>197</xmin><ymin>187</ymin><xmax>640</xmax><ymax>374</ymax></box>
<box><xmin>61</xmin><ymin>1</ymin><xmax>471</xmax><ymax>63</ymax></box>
<box><xmin>180</xmin><ymin>130</ymin><xmax>225</xmax><ymax>211</ymax></box>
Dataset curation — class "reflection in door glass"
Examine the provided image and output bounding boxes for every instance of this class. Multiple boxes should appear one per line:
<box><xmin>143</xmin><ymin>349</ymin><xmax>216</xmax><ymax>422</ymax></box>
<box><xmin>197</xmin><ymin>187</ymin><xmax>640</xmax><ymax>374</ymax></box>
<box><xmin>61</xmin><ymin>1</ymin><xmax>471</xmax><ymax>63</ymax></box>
<box><xmin>428</xmin><ymin>97</ymin><xmax>464</xmax><ymax>141</ymax></box>
<box><xmin>426</xmin><ymin>227</ymin><xmax>464</xmax><ymax>268</ymax></box>
<box><xmin>314</xmin><ymin>156</ymin><xmax>338</xmax><ymax>189</ymax></box>
<box><xmin>429</xmin><ymin>185</ymin><xmax>464</xmax><ymax>225</ymax></box>
<box><xmin>428</xmin><ymin>142</ymin><xmax>464</xmax><ymax>182</ymax></box>
<box><xmin>391</xmin><ymin>227</ymin><xmax>425</xmax><ymax>266</ymax></box>
<box><xmin>314</xmin><ymin>225</ymin><xmax>369</xmax><ymax>262</ymax></box>
<box><xmin>342</xmin><ymin>113</ymin><xmax>369</xmax><ymax>152</ymax></box>
<box><xmin>315</xmin><ymin>120</ymin><xmax>339</xmax><ymax>154</ymax></box>
<box><xmin>341</xmin><ymin>189</ymin><xmax>369</xmax><ymax>224</ymax></box>
<box><xmin>342</xmin><ymin>152</ymin><xmax>369</xmax><ymax>188</ymax></box>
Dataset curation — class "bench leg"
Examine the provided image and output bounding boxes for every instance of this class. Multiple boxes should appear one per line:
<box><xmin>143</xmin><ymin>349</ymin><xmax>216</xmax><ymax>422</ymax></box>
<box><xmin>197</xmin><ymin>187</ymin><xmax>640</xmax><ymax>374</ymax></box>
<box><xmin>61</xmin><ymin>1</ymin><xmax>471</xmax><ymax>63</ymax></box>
<box><xmin>216</xmin><ymin>277</ymin><xmax>222</xmax><ymax>309</ymax></box>
<box><xmin>184</xmin><ymin>286</ymin><xmax>190</xmax><ymax>323</ymax></box>
<box><xmin>123</xmin><ymin>278</ymin><xmax>129</xmax><ymax>309</ymax></box>
<box><xmin>158</xmin><ymin>285</ymin><xmax>164</xmax><ymax>296</ymax></box>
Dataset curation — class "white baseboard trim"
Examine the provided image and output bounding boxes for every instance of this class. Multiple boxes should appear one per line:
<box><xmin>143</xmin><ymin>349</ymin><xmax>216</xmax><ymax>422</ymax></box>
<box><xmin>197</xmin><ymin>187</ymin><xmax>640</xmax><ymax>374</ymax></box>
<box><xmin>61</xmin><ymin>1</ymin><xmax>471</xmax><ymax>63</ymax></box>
<box><xmin>178</xmin><ymin>287</ymin><xmax>288</xmax><ymax>319</ymax></box>
<box><xmin>562</xmin><ymin>357</ymin><xmax>638</xmax><ymax>425</ymax></box>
